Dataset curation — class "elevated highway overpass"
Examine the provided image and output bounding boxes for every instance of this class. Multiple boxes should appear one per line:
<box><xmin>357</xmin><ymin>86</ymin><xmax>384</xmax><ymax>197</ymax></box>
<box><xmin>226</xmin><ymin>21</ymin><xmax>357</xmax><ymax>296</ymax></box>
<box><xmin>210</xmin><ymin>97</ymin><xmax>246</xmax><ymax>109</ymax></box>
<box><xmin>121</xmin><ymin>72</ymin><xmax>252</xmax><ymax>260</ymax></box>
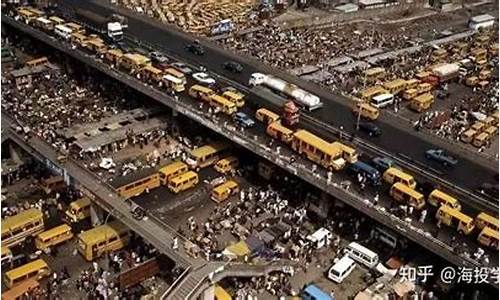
<box><xmin>57</xmin><ymin>0</ymin><xmax>498</xmax><ymax>197</ymax></box>
<box><xmin>1</xmin><ymin>113</ymin><xmax>203</xmax><ymax>270</ymax></box>
<box><xmin>2</xmin><ymin>13</ymin><xmax>495</xmax><ymax>274</ymax></box>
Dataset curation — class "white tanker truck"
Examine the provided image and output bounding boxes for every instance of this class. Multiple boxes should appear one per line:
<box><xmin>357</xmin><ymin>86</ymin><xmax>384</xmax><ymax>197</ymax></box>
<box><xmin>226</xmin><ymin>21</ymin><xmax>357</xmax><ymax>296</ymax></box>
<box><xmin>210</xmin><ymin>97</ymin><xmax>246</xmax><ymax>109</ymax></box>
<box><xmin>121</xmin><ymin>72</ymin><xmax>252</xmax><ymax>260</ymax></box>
<box><xmin>249</xmin><ymin>73</ymin><xmax>323</xmax><ymax>111</ymax></box>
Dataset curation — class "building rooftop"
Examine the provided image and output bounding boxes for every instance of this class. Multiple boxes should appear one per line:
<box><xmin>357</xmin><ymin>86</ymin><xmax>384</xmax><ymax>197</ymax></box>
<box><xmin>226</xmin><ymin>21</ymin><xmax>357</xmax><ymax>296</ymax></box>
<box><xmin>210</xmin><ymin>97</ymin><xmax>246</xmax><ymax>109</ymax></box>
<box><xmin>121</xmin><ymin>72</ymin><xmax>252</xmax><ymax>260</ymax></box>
<box><xmin>470</xmin><ymin>14</ymin><xmax>495</xmax><ymax>23</ymax></box>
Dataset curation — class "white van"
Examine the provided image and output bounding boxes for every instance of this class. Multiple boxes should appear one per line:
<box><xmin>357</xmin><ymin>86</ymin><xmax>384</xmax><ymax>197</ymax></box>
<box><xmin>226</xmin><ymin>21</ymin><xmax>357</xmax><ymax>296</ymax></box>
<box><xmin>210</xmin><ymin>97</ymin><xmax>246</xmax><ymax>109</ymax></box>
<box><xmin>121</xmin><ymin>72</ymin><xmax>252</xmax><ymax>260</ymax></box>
<box><xmin>371</xmin><ymin>93</ymin><xmax>394</xmax><ymax>108</ymax></box>
<box><xmin>54</xmin><ymin>24</ymin><xmax>73</xmax><ymax>40</ymax></box>
<box><xmin>327</xmin><ymin>255</ymin><xmax>356</xmax><ymax>283</ymax></box>
<box><xmin>345</xmin><ymin>242</ymin><xmax>379</xmax><ymax>269</ymax></box>
<box><xmin>306</xmin><ymin>228</ymin><xmax>332</xmax><ymax>249</ymax></box>
<box><xmin>370</xmin><ymin>227</ymin><xmax>398</xmax><ymax>249</ymax></box>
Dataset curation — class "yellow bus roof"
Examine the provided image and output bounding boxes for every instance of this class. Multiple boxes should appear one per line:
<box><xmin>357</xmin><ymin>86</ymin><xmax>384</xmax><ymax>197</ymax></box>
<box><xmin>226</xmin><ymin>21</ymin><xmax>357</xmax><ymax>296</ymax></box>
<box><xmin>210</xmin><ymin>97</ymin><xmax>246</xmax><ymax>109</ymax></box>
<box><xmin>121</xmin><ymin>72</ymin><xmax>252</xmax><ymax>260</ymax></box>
<box><xmin>476</xmin><ymin>132</ymin><xmax>489</xmax><ymax>139</ymax></box>
<box><xmin>268</xmin><ymin>121</ymin><xmax>294</xmax><ymax>134</ymax></box>
<box><xmin>439</xmin><ymin>205</ymin><xmax>473</xmax><ymax>223</ymax></box>
<box><xmin>222</xmin><ymin>91</ymin><xmax>244</xmax><ymax>99</ymax></box>
<box><xmin>87</xmin><ymin>38</ymin><xmax>105</xmax><ymax>45</ymax></box>
<box><xmin>257</xmin><ymin>108</ymin><xmax>279</xmax><ymax>118</ymax></box>
<box><xmin>143</xmin><ymin>65</ymin><xmax>162</xmax><ymax>74</ymax></box>
<box><xmin>471</xmin><ymin>48</ymin><xmax>487</xmax><ymax>55</ymax></box>
<box><xmin>5</xmin><ymin>259</ymin><xmax>48</xmax><ymax>280</ymax></box>
<box><xmin>481</xmin><ymin>226</ymin><xmax>499</xmax><ymax>238</ymax></box>
<box><xmin>413</xmin><ymin>93</ymin><xmax>433</xmax><ymax>102</ymax></box>
<box><xmin>331</xmin><ymin>142</ymin><xmax>356</xmax><ymax>153</ymax></box>
<box><xmin>37</xmin><ymin>224</ymin><xmax>72</xmax><ymax>241</ymax></box>
<box><xmin>17</xmin><ymin>9</ymin><xmax>35</xmax><ymax>17</ymax></box>
<box><xmin>363</xmin><ymin>67</ymin><xmax>385</xmax><ymax>76</ymax></box>
<box><xmin>49</xmin><ymin>16</ymin><xmax>65</xmax><ymax>22</ymax></box>
<box><xmin>190</xmin><ymin>84</ymin><xmax>213</xmax><ymax>93</ymax></box>
<box><xmin>477</xmin><ymin>212</ymin><xmax>499</xmax><ymax>228</ymax></box>
<box><xmin>190</xmin><ymin>142</ymin><xmax>229</xmax><ymax>158</ymax></box>
<box><xmin>123</xmin><ymin>53</ymin><xmax>150</xmax><ymax>64</ymax></box>
<box><xmin>392</xmin><ymin>182</ymin><xmax>423</xmax><ymax>198</ymax></box>
<box><xmin>1</xmin><ymin>208</ymin><xmax>43</xmax><ymax>235</ymax></box>
<box><xmin>165</xmin><ymin>68</ymin><xmax>184</xmax><ymax>78</ymax></box>
<box><xmin>406</xmin><ymin>79</ymin><xmax>420</xmax><ymax>85</ymax></box>
<box><xmin>71</xmin><ymin>32</ymin><xmax>88</xmax><ymax>39</ymax></box>
<box><xmin>169</xmin><ymin>171</ymin><xmax>198</xmax><ymax>184</ymax></box>
<box><xmin>210</xmin><ymin>95</ymin><xmax>236</xmax><ymax>106</ymax></box>
<box><xmin>383</xmin><ymin>79</ymin><xmax>406</xmax><ymax>89</ymax></box>
<box><xmin>65</xmin><ymin>22</ymin><xmax>82</xmax><ymax>30</ymax></box>
<box><xmin>293</xmin><ymin>130</ymin><xmax>340</xmax><ymax>156</ymax></box>
<box><xmin>214</xmin><ymin>285</ymin><xmax>232</xmax><ymax>300</ymax></box>
<box><xmin>70</xmin><ymin>197</ymin><xmax>91</xmax><ymax>210</ymax></box>
<box><xmin>418</xmin><ymin>82</ymin><xmax>432</xmax><ymax>88</ymax></box>
<box><xmin>214</xmin><ymin>180</ymin><xmax>238</xmax><ymax>193</ymax></box>
<box><xmin>361</xmin><ymin>86</ymin><xmax>387</xmax><ymax>97</ymax></box>
<box><xmin>430</xmin><ymin>189</ymin><xmax>458</xmax><ymax>204</ymax></box>
<box><xmin>217</xmin><ymin>156</ymin><xmax>238</xmax><ymax>165</ymax></box>
<box><xmin>357</xmin><ymin>102</ymin><xmax>378</xmax><ymax>112</ymax></box>
<box><xmin>107</xmin><ymin>49</ymin><xmax>123</xmax><ymax>56</ymax></box>
<box><xmin>25</xmin><ymin>7</ymin><xmax>44</xmax><ymax>15</ymax></box>
<box><xmin>159</xmin><ymin>161</ymin><xmax>188</xmax><ymax>175</ymax></box>
<box><xmin>1</xmin><ymin>278</ymin><xmax>39</xmax><ymax>299</ymax></box>
<box><xmin>78</xmin><ymin>220</ymin><xmax>128</xmax><ymax>245</ymax></box>
<box><xmin>385</xmin><ymin>167</ymin><xmax>414</xmax><ymax>181</ymax></box>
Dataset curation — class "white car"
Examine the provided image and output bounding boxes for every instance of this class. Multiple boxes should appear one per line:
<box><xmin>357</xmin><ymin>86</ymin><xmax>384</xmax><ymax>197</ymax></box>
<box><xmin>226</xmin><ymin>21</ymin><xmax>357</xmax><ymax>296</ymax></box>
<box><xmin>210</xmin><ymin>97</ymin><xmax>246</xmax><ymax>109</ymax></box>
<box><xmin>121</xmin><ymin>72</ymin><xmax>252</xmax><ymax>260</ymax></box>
<box><xmin>192</xmin><ymin>72</ymin><xmax>215</xmax><ymax>85</ymax></box>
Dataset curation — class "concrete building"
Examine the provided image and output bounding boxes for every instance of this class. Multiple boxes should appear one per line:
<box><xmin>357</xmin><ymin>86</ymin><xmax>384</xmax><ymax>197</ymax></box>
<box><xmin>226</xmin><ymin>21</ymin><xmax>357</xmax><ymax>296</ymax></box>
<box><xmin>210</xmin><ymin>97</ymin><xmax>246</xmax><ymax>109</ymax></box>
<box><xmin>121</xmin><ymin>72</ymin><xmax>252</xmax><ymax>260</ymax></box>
<box><xmin>469</xmin><ymin>14</ymin><xmax>495</xmax><ymax>30</ymax></box>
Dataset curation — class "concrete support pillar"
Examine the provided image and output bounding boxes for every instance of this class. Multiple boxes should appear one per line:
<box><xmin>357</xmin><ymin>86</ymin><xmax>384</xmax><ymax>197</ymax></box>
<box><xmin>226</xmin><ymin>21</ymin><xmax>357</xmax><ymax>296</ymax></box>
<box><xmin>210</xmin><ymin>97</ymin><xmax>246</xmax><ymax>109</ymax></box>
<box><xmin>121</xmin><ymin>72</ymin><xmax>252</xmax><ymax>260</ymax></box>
<box><xmin>9</xmin><ymin>144</ymin><xmax>22</xmax><ymax>164</ymax></box>
<box><xmin>307</xmin><ymin>192</ymin><xmax>332</xmax><ymax>219</ymax></box>
<box><xmin>90</xmin><ymin>204</ymin><xmax>104</xmax><ymax>226</ymax></box>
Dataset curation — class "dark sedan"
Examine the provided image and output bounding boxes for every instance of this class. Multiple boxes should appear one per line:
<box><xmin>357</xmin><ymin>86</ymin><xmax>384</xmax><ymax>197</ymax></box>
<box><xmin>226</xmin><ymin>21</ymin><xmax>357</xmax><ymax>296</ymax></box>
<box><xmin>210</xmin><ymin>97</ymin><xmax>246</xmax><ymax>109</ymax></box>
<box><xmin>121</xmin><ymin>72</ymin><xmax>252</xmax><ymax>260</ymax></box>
<box><xmin>222</xmin><ymin>61</ymin><xmax>243</xmax><ymax>73</ymax></box>
<box><xmin>357</xmin><ymin>122</ymin><xmax>382</xmax><ymax>137</ymax></box>
<box><xmin>185</xmin><ymin>44</ymin><xmax>204</xmax><ymax>55</ymax></box>
<box><xmin>425</xmin><ymin>149</ymin><xmax>458</xmax><ymax>166</ymax></box>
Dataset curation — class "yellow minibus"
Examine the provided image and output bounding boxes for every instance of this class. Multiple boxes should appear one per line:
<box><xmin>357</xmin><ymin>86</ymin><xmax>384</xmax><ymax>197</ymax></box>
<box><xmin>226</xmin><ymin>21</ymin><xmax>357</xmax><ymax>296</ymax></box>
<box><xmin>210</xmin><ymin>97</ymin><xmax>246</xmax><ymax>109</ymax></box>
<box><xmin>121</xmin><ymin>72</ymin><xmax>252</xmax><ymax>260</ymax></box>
<box><xmin>266</xmin><ymin>121</ymin><xmax>294</xmax><ymax>144</ymax></box>
<box><xmin>256</xmin><ymin>108</ymin><xmax>280</xmax><ymax>124</ymax></box>
<box><xmin>188</xmin><ymin>85</ymin><xmax>215</xmax><ymax>102</ymax></box>
<box><xmin>4</xmin><ymin>259</ymin><xmax>50</xmax><ymax>288</ymax></box>
<box><xmin>158</xmin><ymin>161</ymin><xmax>189</xmax><ymax>185</ymax></box>
<box><xmin>35</xmin><ymin>224</ymin><xmax>73</xmax><ymax>251</ymax></box>
<box><xmin>475</xmin><ymin>212</ymin><xmax>499</xmax><ymax>232</ymax></box>
<box><xmin>77</xmin><ymin>220</ymin><xmax>130</xmax><ymax>261</ymax></box>
<box><xmin>168</xmin><ymin>171</ymin><xmax>199</xmax><ymax>194</ymax></box>
<box><xmin>211</xmin><ymin>180</ymin><xmax>239</xmax><ymax>203</ymax></box>
<box><xmin>478</xmin><ymin>227</ymin><xmax>499</xmax><ymax>249</ymax></box>
<box><xmin>389</xmin><ymin>183</ymin><xmax>426</xmax><ymax>210</ymax></box>
<box><xmin>222</xmin><ymin>90</ymin><xmax>245</xmax><ymax>108</ymax></box>
<box><xmin>428</xmin><ymin>189</ymin><xmax>461</xmax><ymax>210</ymax></box>
<box><xmin>436</xmin><ymin>205</ymin><xmax>475</xmax><ymax>235</ymax></box>
<box><xmin>214</xmin><ymin>156</ymin><xmax>239</xmax><ymax>174</ymax></box>
<box><xmin>383</xmin><ymin>168</ymin><xmax>416</xmax><ymax>189</ymax></box>
<box><xmin>2</xmin><ymin>208</ymin><xmax>44</xmax><ymax>248</ymax></box>
<box><xmin>65</xmin><ymin>197</ymin><xmax>91</xmax><ymax>223</ymax></box>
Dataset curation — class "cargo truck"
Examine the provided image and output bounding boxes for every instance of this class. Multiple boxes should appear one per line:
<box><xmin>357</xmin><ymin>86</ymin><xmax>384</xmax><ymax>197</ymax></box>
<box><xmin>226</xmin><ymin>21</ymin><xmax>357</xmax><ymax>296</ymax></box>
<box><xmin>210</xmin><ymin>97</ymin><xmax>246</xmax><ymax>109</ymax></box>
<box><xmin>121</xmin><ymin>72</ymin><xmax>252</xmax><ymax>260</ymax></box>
<box><xmin>249</xmin><ymin>73</ymin><xmax>323</xmax><ymax>111</ymax></box>
<box><xmin>74</xmin><ymin>8</ymin><xmax>124</xmax><ymax>43</ymax></box>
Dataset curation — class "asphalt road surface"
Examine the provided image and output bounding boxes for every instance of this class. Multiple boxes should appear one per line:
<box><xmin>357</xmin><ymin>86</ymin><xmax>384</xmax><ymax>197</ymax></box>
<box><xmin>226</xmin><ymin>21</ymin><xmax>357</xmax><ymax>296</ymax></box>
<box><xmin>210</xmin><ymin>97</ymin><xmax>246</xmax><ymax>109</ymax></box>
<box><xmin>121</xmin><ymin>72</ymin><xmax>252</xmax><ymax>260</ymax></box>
<box><xmin>56</xmin><ymin>0</ymin><xmax>498</xmax><ymax>196</ymax></box>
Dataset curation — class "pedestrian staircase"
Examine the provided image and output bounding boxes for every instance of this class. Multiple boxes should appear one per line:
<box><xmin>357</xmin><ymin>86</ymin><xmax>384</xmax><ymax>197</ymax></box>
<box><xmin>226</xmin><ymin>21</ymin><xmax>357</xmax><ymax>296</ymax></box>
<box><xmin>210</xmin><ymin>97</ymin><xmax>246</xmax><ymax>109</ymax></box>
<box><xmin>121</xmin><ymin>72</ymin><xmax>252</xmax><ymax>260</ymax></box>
<box><xmin>165</xmin><ymin>262</ymin><xmax>226</xmax><ymax>300</ymax></box>
<box><xmin>164</xmin><ymin>260</ymin><xmax>297</xmax><ymax>300</ymax></box>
